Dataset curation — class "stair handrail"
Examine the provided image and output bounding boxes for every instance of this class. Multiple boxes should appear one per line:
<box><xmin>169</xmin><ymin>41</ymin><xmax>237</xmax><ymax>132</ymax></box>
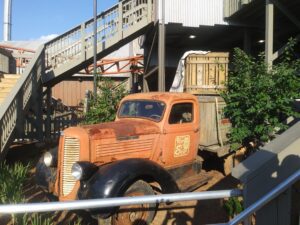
<box><xmin>0</xmin><ymin>45</ymin><xmax>45</xmax><ymax>155</ymax></box>
<box><xmin>225</xmin><ymin>169</ymin><xmax>300</xmax><ymax>225</ymax></box>
<box><xmin>43</xmin><ymin>0</ymin><xmax>152</xmax><ymax>75</ymax></box>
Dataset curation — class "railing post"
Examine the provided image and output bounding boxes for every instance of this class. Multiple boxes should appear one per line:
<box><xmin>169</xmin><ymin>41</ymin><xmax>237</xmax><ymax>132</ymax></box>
<box><xmin>45</xmin><ymin>87</ymin><xmax>52</xmax><ymax>141</ymax></box>
<box><xmin>15</xmin><ymin>92</ymin><xmax>24</xmax><ymax>140</ymax></box>
<box><xmin>81</xmin><ymin>23</ymin><xmax>86</xmax><ymax>62</ymax></box>
<box><xmin>147</xmin><ymin>0</ymin><xmax>153</xmax><ymax>22</ymax></box>
<box><xmin>118</xmin><ymin>2</ymin><xmax>123</xmax><ymax>41</ymax></box>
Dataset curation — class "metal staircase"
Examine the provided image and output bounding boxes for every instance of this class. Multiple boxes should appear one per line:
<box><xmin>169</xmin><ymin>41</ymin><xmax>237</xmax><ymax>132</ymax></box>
<box><xmin>43</xmin><ymin>0</ymin><xmax>153</xmax><ymax>85</ymax></box>
<box><xmin>0</xmin><ymin>0</ymin><xmax>153</xmax><ymax>159</ymax></box>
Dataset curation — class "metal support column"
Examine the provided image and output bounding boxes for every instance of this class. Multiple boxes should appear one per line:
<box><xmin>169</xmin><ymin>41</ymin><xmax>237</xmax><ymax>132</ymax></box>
<box><xmin>158</xmin><ymin>0</ymin><xmax>165</xmax><ymax>92</ymax></box>
<box><xmin>93</xmin><ymin>0</ymin><xmax>98</xmax><ymax>96</ymax></box>
<box><xmin>265</xmin><ymin>0</ymin><xmax>274</xmax><ymax>68</ymax></box>
<box><xmin>3</xmin><ymin>0</ymin><xmax>12</xmax><ymax>41</ymax></box>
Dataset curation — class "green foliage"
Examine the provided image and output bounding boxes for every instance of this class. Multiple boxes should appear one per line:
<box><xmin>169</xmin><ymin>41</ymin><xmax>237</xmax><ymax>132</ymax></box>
<box><xmin>84</xmin><ymin>78</ymin><xmax>128</xmax><ymax>124</ymax></box>
<box><xmin>0</xmin><ymin>162</ymin><xmax>29</xmax><ymax>224</ymax></box>
<box><xmin>0</xmin><ymin>162</ymin><xmax>29</xmax><ymax>204</ymax></box>
<box><xmin>222</xmin><ymin>38</ymin><xmax>300</xmax><ymax>149</ymax></box>
<box><xmin>26</xmin><ymin>214</ymin><xmax>53</xmax><ymax>225</ymax></box>
<box><xmin>223</xmin><ymin>197</ymin><xmax>243</xmax><ymax>217</ymax></box>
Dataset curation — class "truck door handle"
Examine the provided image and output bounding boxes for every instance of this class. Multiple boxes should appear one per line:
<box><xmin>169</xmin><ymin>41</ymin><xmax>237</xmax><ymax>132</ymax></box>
<box><xmin>194</xmin><ymin>127</ymin><xmax>199</xmax><ymax>132</ymax></box>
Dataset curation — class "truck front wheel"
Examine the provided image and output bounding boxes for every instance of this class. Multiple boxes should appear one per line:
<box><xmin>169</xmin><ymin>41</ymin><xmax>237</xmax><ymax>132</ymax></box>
<box><xmin>112</xmin><ymin>180</ymin><xmax>156</xmax><ymax>225</ymax></box>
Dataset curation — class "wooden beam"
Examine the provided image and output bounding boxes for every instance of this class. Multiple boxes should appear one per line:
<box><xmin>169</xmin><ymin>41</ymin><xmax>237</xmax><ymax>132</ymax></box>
<box><xmin>272</xmin><ymin>34</ymin><xmax>300</xmax><ymax>61</ymax></box>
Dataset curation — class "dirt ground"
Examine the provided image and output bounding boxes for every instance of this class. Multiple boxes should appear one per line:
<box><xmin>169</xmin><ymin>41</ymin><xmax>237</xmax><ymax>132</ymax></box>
<box><xmin>4</xmin><ymin>142</ymin><xmax>240</xmax><ymax>225</ymax></box>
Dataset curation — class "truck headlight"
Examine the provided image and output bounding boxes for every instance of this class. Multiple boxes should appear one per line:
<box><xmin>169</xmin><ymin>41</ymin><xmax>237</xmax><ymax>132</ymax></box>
<box><xmin>71</xmin><ymin>162</ymin><xmax>98</xmax><ymax>181</ymax></box>
<box><xmin>71</xmin><ymin>163</ymin><xmax>83</xmax><ymax>180</ymax></box>
<box><xmin>43</xmin><ymin>151</ymin><xmax>57</xmax><ymax>167</ymax></box>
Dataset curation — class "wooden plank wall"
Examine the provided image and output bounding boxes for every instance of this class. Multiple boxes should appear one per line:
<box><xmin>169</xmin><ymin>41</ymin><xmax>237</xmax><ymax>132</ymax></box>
<box><xmin>52</xmin><ymin>79</ymin><xmax>93</xmax><ymax>107</ymax></box>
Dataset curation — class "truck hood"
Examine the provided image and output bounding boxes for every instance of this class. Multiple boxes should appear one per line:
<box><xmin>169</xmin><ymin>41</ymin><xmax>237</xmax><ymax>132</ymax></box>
<box><xmin>81</xmin><ymin>119</ymin><xmax>160</xmax><ymax>140</ymax></box>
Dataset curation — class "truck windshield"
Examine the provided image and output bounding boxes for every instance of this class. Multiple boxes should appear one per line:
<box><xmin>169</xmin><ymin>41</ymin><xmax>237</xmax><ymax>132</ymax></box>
<box><xmin>118</xmin><ymin>100</ymin><xmax>166</xmax><ymax>121</ymax></box>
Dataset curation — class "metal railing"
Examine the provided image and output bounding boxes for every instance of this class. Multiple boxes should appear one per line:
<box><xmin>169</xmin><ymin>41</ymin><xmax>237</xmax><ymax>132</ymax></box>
<box><xmin>0</xmin><ymin>169</ymin><xmax>299</xmax><ymax>223</ymax></box>
<box><xmin>224</xmin><ymin>169</ymin><xmax>300</xmax><ymax>225</ymax></box>
<box><xmin>0</xmin><ymin>189</ymin><xmax>242</xmax><ymax>214</ymax></box>
<box><xmin>0</xmin><ymin>45</ymin><xmax>45</xmax><ymax>157</ymax></box>
<box><xmin>22</xmin><ymin>111</ymin><xmax>82</xmax><ymax>141</ymax></box>
<box><xmin>43</xmin><ymin>0</ymin><xmax>153</xmax><ymax>83</ymax></box>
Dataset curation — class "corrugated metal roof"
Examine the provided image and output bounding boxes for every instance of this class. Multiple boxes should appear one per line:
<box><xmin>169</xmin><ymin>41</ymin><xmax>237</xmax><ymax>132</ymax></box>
<box><xmin>156</xmin><ymin>0</ymin><xmax>227</xmax><ymax>27</ymax></box>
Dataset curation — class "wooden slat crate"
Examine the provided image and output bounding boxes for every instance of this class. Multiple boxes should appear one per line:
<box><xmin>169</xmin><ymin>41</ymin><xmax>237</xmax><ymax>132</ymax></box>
<box><xmin>198</xmin><ymin>96</ymin><xmax>230</xmax><ymax>147</ymax></box>
<box><xmin>185</xmin><ymin>52</ymin><xmax>229</xmax><ymax>95</ymax></box>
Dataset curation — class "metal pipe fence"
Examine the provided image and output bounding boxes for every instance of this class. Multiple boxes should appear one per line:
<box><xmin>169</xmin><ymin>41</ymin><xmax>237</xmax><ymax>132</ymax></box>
<box><xmin>226</xmin><ymin>169</ymin><xmax>300</xmax><ymax>225</ymax></box>
<box><xmin>0</xmin><ymin>169</ymin><xmax>299</xmax><ymax>224</ymax></box>
<box><xmin>0</xmin><ymin>189</ymin><xmax>242</xmax><ymax>214</ymax></box>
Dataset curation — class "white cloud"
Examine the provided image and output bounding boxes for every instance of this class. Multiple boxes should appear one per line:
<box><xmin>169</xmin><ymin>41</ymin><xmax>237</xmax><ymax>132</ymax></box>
<box><xmin>37</xmin><ymin>34</ymin><xmax>59</xmax><ymax>42</ymax></box>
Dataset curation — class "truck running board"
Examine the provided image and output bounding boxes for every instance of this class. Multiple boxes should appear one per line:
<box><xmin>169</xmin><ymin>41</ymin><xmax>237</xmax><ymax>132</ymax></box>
<box><xmin>177</xmin><ymin>171</ymin><xmax>211</xmax><ymax>192</ymax></box>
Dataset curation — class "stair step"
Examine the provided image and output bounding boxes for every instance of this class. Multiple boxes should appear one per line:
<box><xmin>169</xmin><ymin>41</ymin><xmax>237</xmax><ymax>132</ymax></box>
<box><xmin>0</xmin><ymin>87</ymin><xmax>13</xmax><ymax>93</ymax></box>
<box><xmin>0</xmin><ymin>92</ymin><xmax>9</xmax><ymax>98</ymax></box>
<box><xmin>0</xmin><ymin>83</ymin><xmax>15</xmax><ymax>88</ymax></box>
<box><xmin>0</xmin><ymin>78</ymin><xmax>19</xmax><ymax>84</ymax></box>
<box><xmin>3</xmin><ymin>74</ymin><xmax>21</xmax><ymax>79</ymax></box>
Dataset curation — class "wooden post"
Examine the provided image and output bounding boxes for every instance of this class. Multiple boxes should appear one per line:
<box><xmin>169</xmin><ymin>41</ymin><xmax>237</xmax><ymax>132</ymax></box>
<box><xmin>265</xmin><ymin>0</ymin><xmax>274</xmax><ymax>68</ymax></box>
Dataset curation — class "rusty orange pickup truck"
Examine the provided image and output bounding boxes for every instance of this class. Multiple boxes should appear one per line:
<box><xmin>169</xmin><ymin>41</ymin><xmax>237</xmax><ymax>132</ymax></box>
<box><xmin>36</xmin><ymin>92</ymin><xmax>230</xmax><ymax>224</ymax></box>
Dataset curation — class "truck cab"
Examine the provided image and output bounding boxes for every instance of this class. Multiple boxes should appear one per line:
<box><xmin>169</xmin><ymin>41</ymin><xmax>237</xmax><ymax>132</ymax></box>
<box><xmin>36</xmin><ymin>92</ymin><xmax>209</xmax><ymax>224</ymax></box>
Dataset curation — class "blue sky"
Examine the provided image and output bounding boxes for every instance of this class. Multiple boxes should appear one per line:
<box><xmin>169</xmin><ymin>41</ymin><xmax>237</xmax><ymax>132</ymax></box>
<box><xmin>0</xmin><ymin>0</ymin><xmax>117</xmax><ymax>41</ymax></box>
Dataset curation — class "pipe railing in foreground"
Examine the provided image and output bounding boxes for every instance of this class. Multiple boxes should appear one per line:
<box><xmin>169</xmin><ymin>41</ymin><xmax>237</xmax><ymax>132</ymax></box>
<box><xmin>224</xmin><ymin>169</ymin><xmax>300</xmax><ymax>225</ymax></box>
<box><xmin>0</xmin><ymin>189</ymin><xmax>242</xmax><ymax>214</ymax></box>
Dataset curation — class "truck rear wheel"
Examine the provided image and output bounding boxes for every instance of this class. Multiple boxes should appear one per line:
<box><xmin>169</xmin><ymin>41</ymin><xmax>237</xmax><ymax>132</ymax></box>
<box><xmin>112</xmin><ymin>180</ymin><xmax>156</xmax><ymax>225</ymax></box>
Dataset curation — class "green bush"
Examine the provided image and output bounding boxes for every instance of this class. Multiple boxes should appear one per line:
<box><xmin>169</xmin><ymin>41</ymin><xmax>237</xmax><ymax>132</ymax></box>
<box><xmin>0</xmin><ymin>163</ymin><xmax>82</xmax><ymax>225</ymax></box>
<box><xmin>0</xmin><ymin>162</ymin><xmax>29</xmax><ymax>204</ymax></box>
<box><xmin>84</xmin><ymin>78</ymin><xmax>128</xmax><ymax>124</ymax></box>
<box><xmin>222</xmin><ymin>38</ymin><xmax>300</xmax><ymax>149</ymax></box>
<box><xmin>223</xmin><ymin>197</ymin><xmax>243</xmax><ymax>218</ymax></box>
<box><xmin>0</xmin><ymin>162</ymin><xmax>29</xmax><ymax>224</ymax></box>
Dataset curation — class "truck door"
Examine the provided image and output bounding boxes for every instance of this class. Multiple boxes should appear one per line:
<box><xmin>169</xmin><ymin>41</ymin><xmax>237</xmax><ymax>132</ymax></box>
<box><xmin>161</xmin><ymin>101</ymin><xmax>199</xmax><ymax>167</ymax></box>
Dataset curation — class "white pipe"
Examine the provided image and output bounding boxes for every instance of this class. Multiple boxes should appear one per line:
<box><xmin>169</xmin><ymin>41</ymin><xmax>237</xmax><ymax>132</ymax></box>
<box><xmin>0</xmin><ymin>189</ymin><xmax>242</xmax><ymax>214</ymax></box>
<box><xmin>3</xmin><ymin>0</ymin><xmax>12</xmax><ymax>41</ymax></box>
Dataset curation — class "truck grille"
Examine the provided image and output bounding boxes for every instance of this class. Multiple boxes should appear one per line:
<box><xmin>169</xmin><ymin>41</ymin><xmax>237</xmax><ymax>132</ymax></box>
<box><xmin>96</xmin><ymin>138</ymin><xmax>154</xmax><ymax>157</ymax></box>
<box><xmin>62</xmin><ymin>137</ymin><xmax>80</xmax><ymax>196</ymax></box>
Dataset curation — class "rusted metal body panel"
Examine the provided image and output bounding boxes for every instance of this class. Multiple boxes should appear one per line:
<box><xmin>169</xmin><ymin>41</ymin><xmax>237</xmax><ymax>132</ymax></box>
<box><xmin>54</xmin><ymin>92</ymin><xmax>202</xmax><ymax>201</ymax></box>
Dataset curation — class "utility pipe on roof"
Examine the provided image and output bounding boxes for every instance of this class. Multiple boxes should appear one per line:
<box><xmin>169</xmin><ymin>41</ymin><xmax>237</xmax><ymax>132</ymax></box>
<box><xmin>3</xmin><ymin>0</ymin><xmax>12</xmax><ymax>41</ymax></box>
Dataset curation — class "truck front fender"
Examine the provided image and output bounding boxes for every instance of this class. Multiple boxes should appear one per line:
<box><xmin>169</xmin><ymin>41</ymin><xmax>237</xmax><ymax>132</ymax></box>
<box><xmin>77</xmin><ymin>158</ymin><xmax>179</xmax><ymax>216</ymax></box>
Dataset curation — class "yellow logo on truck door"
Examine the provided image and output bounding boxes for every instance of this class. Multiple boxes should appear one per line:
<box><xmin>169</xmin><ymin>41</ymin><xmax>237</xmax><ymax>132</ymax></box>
<box><xmin>174</xmin><ymin>135</ymin><xmax>190</xmax><ymax>157</ymax></box>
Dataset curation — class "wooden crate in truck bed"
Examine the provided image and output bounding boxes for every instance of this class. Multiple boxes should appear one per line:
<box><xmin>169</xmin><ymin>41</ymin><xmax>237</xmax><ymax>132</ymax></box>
<box><xmin>185</xmin><ymin>52</ymin><xmax>229</xmax><ymax>95</ymax></box>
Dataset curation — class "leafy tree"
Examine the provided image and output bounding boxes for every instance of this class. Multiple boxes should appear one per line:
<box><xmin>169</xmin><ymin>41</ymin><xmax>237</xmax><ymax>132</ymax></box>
<box><xmin>84</xmin><ymin>78</ymin><xmax>128</xmax><ymax>124</ymax></box>
<box><xmin>222</xmin><ymin>39</ymin><xmax>300</xmax><ymax>150</ymax></box>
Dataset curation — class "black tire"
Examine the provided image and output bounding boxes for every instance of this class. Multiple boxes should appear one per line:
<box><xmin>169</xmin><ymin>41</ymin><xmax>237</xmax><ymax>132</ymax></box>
<box><xmin>108</xmin><ymin>180</ymin><xmax>156</xmax><ymax>225</ymax></box>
